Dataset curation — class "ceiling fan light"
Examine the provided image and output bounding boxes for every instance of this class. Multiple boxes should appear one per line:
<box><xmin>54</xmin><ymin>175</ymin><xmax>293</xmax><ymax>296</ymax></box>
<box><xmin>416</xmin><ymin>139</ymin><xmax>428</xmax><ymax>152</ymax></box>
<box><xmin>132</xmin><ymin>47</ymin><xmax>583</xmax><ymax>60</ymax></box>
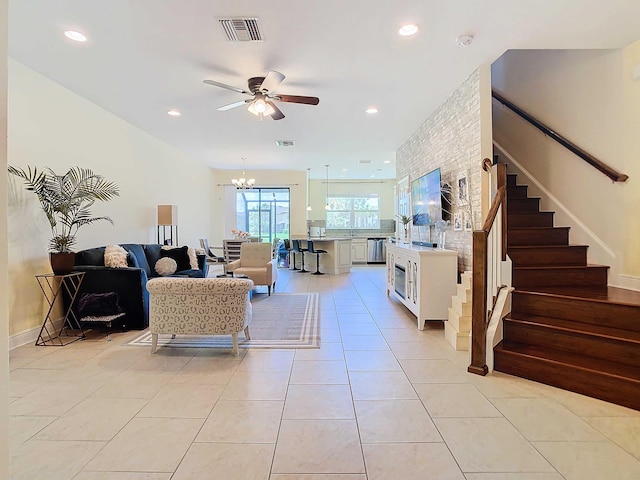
<box><xmin>254</xmin><ymin>98</ymin><xmax>267</xmax><ymax>113</ymax></box>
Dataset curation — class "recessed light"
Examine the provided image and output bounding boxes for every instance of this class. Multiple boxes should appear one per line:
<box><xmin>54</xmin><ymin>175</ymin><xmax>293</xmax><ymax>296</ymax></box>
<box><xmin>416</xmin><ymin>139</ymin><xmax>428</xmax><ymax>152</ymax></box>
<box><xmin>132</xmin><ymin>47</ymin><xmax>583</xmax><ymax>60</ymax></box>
<box><xmin>64</xmin><ymin>30</ymin><xmax>87</xmax><ymax>42</ymax></box>
<box><xmin>341</xmin><ymin>168</ymin><xmax>348</xmax><ymax>172</ymax></box>
<box><xmin>398</xmin><ymin>24</ymin><xmax>418</xmax><ymax>36</ymax></box>
<box><xmin>167</xmin><ymin>109</ymin><xmax>181</xmax><ymax>117</ymax></box>
<box><xmin>383</xmin><ymin>160</ymin><xmax>391</xmax><ymax>164</ymax></box>
<box><xmin>456</xmin><ymin>34</ymin><xmax>474</xmax><ymax>47</ymax></box>
<box><xmin>366</xmin><ymin>107</ymin><xmax>378</xmax><ymax>114</ymax></box>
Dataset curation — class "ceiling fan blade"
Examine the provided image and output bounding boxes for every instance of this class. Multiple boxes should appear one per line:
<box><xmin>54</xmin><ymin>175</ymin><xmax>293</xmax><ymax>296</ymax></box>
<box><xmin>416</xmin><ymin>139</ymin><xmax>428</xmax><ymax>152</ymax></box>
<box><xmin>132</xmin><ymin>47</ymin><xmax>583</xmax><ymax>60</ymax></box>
<box><xmin>274</xmin><ymin>94</ymin><xmax>319</xmax><ymax>105</ymax></box>
<box><xmin>203</xmin><ymin>79</ymin><xmax>251</xmax><ymax>95</ymax></box>
<box><xmin>217</xmin><ymin>99</ymin><xmax>251</xmax><ymax>111</ymax></box>
<box><xmin>260</xmin><ymin>70</ymin><xmax>285</xmax><ymax>93</ymax></box>
<box><xmin>267</xmin><ymin>101</ymin><xmax>285</xmax><ymax>120</ymax></box>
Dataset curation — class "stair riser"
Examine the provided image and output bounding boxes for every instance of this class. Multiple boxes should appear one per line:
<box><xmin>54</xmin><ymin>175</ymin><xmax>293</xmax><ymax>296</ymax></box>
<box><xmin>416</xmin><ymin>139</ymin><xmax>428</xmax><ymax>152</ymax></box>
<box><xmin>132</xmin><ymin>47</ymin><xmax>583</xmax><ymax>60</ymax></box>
<box><xmin>507</xmin><ymin>185</ymin><xmax>529</xmax><ymax>199</ymax></box>
<box><xmin>507</xmin><ymin>246</ymin><xmax>588</xmax><ymax>266</ymax></box>
<box><xmin>503</xmin><ymin>320</ymin><xmax>640</xmax><ymax>367</ymax></box>
<box><xmin>507</xmin><ymin>198</ymin><xmax>541</xmax><ymax>213</ymax></box>
<box><xmin>494</xmin><ymin>348</ymin><xmax>640</xmax><ymax>411</ymax></box>
<box><xmin>512</xmin><ymin>267</ymin><xmax>608</xmax><ymax>287</ymax></box>
<box><xmin>508</xmin><ymin>212</ymin><xmax>554</xmax><ymax>228</ymax></box>
<box><xmin>507</xmin><ymin>174</ymin><xmax>518</xmax><ymax>187</ymax></box>
<box><xmin>508</xmin><ymin>228</ymin><xmax>570</xmax><ymax>246</ymax></box>
<box><xmin>512</xmin><ymin>291</ymin><xmax>640</xmax><ymax>329</ymax></box>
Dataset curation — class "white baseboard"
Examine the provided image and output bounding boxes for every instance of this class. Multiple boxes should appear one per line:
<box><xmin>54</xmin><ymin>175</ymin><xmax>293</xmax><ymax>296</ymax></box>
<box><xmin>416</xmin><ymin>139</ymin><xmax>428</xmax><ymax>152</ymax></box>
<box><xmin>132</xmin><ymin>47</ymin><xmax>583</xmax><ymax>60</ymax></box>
<box><xmin>9</xmin><ymin>324</ymin><xmax>41</xmax><ymax>350</ymax></box>
<box><xmin>9</xmin><ymin>318</ymin><xmax>66</xmax><ymax>350</ymax></box>
<box><xmin>618</xmin><ymin>274</ymin><xmax>640</xmax><ymax>292</ymax></box>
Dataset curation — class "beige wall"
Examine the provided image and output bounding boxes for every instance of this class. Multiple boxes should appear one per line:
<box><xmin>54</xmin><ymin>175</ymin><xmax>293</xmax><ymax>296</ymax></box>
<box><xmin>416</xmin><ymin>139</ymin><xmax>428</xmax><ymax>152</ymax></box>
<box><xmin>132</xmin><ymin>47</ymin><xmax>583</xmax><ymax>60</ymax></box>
<box><xmin>208</xmin><ymin>168</ymin><xmax>307</xmax><ymax>246</ymax></box>
<box><xmin>8</xmin><ymin>59</ymin><xmax>212</xmax><ymax>337</ymax></box>
<box><xmin>492</xmin><ymin>46</ymin><xmax>640</xmax><ymax>281</ymax></box>
<box><xmin>1</xmin><ymin>0</ymin><xmax>9</xmax><ymax>475</ymax></box>
<box><xmin>307</xmin><ymin>178</ymin><xmax>396</xmax><ymax>221</ymax></box>
<box><xmin>622</xmin><ymin>40</ymin><xmax>640</xmax><ymax>277</ymax></box>
<box><xmin>396</xmin><ymin>69</ymin><xmax>487</xmax><ymax>272</ymax></box>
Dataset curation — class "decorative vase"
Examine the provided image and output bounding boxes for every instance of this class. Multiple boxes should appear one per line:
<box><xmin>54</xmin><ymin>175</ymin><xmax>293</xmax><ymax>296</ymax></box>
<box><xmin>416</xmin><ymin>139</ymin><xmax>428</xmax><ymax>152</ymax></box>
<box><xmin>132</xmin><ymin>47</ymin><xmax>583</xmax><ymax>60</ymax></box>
<box><xmin>49</xmin><ymin>252</ymin><xmax>76</xmax><ymax>275</ymax></box>
<box><xmin>403</xmin><ymin>226</ymin><xmax>410</xmax><ymax>244</ymax></box>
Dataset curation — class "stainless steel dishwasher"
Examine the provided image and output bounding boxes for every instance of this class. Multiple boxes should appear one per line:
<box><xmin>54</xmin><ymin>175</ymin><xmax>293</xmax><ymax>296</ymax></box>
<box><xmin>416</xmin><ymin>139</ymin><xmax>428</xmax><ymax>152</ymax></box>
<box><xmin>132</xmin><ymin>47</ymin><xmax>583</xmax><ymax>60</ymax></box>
<box><xmin>366</xmin><ymin>238</ymin><xmax>386</xmax><ymax>263</ymax></box>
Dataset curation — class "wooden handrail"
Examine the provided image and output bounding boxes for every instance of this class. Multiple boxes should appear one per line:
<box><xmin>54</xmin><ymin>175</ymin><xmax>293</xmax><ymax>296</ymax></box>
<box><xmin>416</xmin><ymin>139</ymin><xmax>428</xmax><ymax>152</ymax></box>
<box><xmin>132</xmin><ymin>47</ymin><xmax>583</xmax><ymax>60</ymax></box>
<box><xmin>468</xmin><ymin>164</ymin><xmax>507</xmax><ymax>376</ymax></box>
<box><xmin>481</xmin><ymin>186</ymin><xmax>505</xmax><ymax>233</ymax></box>
<box><xmin>492</xmin><ymin>90</ymin><xmax>629</xmax><ymax>183</ymax></box>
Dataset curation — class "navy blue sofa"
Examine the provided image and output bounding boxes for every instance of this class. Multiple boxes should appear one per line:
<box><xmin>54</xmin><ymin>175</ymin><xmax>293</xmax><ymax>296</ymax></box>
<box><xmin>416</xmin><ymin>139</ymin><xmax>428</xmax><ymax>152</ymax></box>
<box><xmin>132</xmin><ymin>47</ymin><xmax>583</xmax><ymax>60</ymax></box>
<box><xmin>70</xmin><ymin>244</ymin><xmax>207</xmax><ymax>330</ymax></box>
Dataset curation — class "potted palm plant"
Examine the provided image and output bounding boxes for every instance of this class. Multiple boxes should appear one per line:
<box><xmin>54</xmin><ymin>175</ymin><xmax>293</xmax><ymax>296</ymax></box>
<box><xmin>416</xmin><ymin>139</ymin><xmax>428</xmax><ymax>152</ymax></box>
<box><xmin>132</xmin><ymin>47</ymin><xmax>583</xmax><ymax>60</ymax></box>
<box><xmin>8</xmin><ymin>165</ymin><xmax>120</xmax><ymax>274</ymax></box>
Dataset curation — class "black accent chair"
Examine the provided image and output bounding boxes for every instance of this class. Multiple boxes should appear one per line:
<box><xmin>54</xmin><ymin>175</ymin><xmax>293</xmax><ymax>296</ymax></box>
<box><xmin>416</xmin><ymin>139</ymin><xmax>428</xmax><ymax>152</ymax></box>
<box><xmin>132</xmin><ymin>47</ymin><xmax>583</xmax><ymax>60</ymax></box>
<box><xmin>291</xmin><ymin>239</ymin><xmax>309</xmax><ymax>273</ymax></box>
<box><xmin>306</xmin><ymin>240</ymin><xmax>327</xmax><ymax>275</ymax></box>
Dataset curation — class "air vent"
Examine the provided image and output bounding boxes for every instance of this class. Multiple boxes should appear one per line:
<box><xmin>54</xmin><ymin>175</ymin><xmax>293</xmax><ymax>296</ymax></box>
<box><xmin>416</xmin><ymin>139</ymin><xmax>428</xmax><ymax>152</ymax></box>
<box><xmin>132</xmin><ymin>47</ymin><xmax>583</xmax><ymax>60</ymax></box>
<box><xmin>358</xmin><ymin>160</ymin><xmax>372</xmax><ymax>164</ymax></box>
<box><xmin>276</xmin><ymin>140</ymin><xmax>295</xmax><ymax>147</ymax></box>
<box><xmin>218</xmin><ymin>18</ymin><xmax>263</xmax><ymax>42</ymax></box>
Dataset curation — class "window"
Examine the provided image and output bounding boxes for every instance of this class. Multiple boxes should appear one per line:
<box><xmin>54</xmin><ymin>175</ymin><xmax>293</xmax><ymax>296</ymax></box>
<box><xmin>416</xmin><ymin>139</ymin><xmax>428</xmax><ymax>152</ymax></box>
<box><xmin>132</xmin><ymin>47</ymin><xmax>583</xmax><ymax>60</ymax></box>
<box><xmin>236</xmin><ymin>188</ymin><xmax>290</xmax><ymax>242</ymax></box>
<box><xmin>326</xmin><ymin>194</ymin><xmax>380</xmax><ymax>229</ymax></box>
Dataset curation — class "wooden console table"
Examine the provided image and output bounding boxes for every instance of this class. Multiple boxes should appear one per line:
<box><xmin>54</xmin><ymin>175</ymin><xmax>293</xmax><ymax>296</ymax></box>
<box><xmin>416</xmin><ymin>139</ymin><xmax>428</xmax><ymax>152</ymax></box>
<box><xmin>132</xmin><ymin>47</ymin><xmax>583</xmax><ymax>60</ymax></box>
<box><xmin>35</xmin><ymin>272</ymin><xmax>86</xmax><ymax>346</ymax></box>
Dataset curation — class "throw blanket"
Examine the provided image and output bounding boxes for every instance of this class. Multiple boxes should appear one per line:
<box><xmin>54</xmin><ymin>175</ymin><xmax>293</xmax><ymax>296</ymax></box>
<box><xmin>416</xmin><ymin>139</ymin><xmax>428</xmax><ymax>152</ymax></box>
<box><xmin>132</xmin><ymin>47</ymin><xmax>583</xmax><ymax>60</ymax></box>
<box><xmin>78</xmin><ymin>292</ymin><xmax>123</xmax><ymax>318</ymax></box>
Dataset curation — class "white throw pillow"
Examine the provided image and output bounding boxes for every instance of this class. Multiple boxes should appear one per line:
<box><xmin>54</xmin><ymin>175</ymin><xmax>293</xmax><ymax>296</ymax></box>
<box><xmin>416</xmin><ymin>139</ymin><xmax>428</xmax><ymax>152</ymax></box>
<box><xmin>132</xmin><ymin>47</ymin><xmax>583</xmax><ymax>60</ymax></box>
<box><xmin>161</xmin><ymin>245</ymin><xmax>198</xmax><ymax>270</ymax></box>
<box><xmin>104</xmin><ymin>244</ymin><xmax>128</xmax><ymax>268</ymax></box>
<box><xmin>155</xmin><ymin>257</ymin><xmax>177</xmax><ymax>276</ymax></box>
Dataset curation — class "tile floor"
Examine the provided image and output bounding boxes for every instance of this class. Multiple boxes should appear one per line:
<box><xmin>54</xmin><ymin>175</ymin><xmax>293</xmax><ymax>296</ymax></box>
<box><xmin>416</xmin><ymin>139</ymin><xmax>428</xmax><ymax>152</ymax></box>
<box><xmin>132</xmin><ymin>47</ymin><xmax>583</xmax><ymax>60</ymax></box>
<box><xmin>8</xmin><ymin>266</ymin><xmax>640</xmax><ymax>480</ymax></box>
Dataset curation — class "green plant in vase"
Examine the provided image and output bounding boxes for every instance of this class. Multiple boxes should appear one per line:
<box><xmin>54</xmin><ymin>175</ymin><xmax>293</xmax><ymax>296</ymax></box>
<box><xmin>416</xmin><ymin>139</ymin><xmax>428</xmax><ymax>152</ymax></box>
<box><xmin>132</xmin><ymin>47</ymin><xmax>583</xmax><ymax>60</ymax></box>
<box><xmin>8</xmin><ymin>165</ymin><xmax>120</xmax><ymax>273</ymax></box>
<box><xmin>397</xmin><ymin>214</ymin><xmax>411</xmax><ymax>243</ymax></box>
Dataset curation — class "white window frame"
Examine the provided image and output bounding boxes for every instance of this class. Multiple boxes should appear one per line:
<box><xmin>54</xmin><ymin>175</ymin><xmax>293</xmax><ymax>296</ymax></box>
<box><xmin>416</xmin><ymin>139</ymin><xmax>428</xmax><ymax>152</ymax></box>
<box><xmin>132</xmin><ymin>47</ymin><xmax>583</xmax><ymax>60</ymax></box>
<box><xmin>326</xmin><ymin>193</ymin><xmax>380</xmax><ymax>229</ymax></box>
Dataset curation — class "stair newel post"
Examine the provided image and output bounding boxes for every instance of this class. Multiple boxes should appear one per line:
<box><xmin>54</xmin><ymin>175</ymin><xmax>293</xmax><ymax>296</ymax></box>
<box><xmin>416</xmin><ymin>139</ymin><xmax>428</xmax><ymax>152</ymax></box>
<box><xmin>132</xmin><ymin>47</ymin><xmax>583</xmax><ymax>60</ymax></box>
<box><xmin>468</xmin><ymin>230</ymin><xmax>489</xmax><ymax>375</ymax></box>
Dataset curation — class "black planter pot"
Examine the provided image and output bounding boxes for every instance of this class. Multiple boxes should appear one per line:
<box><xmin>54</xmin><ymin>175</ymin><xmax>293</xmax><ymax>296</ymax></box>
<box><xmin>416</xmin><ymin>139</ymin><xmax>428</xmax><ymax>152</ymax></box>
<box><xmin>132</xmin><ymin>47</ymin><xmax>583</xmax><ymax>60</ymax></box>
<box><xmin>49</xmin><ymin>252</ymin><xmax>76</xmax><ymax>275</ymax></box>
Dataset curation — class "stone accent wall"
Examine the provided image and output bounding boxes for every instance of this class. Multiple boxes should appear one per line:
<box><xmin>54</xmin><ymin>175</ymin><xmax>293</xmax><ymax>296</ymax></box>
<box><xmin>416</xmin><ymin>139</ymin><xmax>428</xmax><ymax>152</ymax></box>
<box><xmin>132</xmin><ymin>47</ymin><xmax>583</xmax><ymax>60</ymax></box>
<box><xmin>397</xmin><ymin>70</ymin><xmax>482</xmax><ymax>272</ymax></box>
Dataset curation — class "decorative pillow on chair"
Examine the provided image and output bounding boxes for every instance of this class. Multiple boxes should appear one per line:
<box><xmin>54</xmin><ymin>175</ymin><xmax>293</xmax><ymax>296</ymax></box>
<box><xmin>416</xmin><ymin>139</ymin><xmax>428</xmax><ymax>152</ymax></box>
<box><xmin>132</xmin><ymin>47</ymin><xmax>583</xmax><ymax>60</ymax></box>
<box><xmin>104</xmin><ymin>244</ymin><xmax>129</xmax><ymax>268</ymax></box>
<box><xmin>160</xmin><ymin>245</ymin><xmax>195</xmax><ymax>271</ymax></box>
<box><xmin>155</xmin><ymin>257</ymin><xmax>177</xmax><ymax>276</ymax></box>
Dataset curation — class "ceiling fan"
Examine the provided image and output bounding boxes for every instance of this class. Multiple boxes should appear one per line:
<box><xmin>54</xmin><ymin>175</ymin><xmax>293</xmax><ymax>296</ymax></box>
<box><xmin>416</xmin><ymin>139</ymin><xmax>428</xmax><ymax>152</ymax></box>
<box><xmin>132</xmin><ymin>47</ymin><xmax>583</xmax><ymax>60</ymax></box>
<box><xmin>203</xmin><ymin>70</ymin><xmax>319</xmax><ymax>121</ymax></box>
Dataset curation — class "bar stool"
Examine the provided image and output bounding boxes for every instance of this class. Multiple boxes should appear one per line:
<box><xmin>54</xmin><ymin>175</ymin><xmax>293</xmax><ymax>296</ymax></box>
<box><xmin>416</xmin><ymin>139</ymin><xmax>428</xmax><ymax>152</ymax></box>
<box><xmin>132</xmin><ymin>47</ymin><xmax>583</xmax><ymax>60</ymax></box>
<box><xmin>306</xmin><ymin>240</ymin><xmax>327</xmax><ymax>275</ymax></box>
<box><xmin>291</xmin><ymin>239</ymin><xmax>309</xmax><ymax>273</ymax></box>
<box><xmin>285</xmin><ymin>239</ymin><xmax>299</xmax><ymax>270</ymax></box>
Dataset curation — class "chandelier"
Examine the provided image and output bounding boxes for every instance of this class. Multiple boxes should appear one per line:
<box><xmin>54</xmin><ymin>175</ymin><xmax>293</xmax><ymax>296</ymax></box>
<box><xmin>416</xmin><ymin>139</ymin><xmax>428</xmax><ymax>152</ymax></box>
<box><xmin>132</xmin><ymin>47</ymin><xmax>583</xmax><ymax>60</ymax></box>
<box><xmin>232</xmin><ymin>158</ymin><xmax>255</xmax><ymax>189</ymax></box>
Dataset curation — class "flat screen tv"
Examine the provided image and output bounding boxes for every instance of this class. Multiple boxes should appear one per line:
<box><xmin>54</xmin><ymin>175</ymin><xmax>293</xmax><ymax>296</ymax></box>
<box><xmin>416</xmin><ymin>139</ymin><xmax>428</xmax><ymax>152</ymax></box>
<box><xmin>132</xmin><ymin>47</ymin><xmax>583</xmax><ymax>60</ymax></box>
<box><xmin>411</xmin><ymin>168</ymin><xmax>442</xmax><ymax>226</ymax></box>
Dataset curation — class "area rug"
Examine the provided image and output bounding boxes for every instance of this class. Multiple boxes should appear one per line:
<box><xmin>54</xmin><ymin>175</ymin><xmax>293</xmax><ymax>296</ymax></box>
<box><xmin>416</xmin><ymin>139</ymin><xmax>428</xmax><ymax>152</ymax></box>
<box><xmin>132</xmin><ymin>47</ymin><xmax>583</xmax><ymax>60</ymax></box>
<box><xmin>126</xmin><ymin>292</ymin><xmax>320</xmax><ymax>350</ymax></box>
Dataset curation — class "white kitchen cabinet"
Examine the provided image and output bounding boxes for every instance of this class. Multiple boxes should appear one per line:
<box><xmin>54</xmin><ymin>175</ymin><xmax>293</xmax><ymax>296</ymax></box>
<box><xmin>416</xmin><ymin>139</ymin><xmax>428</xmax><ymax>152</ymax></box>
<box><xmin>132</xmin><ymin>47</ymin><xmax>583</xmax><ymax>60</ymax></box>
<box><xmin>386</xmin><ymin>243</ymin><xmax>458</xmax><ymax>330</ymax></box>
<box><xmin>351</xmin><ymin>239</ymin><xmax>368</xmax><ymax>264</ymax></box>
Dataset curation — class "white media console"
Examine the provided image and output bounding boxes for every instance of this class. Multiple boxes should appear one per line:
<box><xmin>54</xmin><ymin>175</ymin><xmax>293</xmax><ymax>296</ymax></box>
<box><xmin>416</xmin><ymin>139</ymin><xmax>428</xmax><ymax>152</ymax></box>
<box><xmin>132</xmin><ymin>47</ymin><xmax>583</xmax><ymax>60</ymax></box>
<box><xmin>386</xmin><ymin>243</ymin><xmax>458</xmax><ymax>330</ymax></box>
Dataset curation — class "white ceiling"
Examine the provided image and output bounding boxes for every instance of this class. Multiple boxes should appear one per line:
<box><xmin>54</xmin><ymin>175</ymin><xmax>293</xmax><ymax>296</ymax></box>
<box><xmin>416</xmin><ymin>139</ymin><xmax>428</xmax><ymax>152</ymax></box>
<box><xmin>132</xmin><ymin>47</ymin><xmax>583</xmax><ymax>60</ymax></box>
<box><xmin>8</xmin><ymin>1</ymin><xmax>640</xmax><ymax>179</ymax></box>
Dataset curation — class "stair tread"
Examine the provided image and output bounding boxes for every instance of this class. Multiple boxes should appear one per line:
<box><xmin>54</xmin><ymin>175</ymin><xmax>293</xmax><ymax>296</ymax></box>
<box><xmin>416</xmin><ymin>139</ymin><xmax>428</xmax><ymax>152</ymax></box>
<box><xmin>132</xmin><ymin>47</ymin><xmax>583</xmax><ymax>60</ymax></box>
<box><xmin>505</xmin><ymin>312</ymin><xmax>640</xmax><ymax>342</ymax></box>
<box><xmin>508</xmin><ymin>226</ymin><xmax>570</xmax><ymax>231</ymax></box>
<box><xmin>513</xmin><ymin>264</ymin><xmax>609</xmax><ymax>270</ymax></box>
<box><xmin>497</xmin><ymin>341</ymin><xmax>640</xmax><ymax>381</ymax></box>
<box><xmin>508</xmin><ymin>245</ymin><xmax>588</xmax><ymax>250</ymax></box>
<box><xmin>515</xmin><ymin>286</ymin><xmax>640</xmax><ymax>308</ymax></box>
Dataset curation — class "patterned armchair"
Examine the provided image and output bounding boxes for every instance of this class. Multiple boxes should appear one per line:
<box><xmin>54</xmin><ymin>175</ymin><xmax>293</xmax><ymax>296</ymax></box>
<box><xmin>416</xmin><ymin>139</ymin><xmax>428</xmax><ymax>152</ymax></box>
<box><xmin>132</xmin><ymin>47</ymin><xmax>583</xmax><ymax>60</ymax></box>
<box><xmin>227</xmin><ymin>242</ymin><xmax>278</xmax><ymax>295</ymax></box>
<box><xmin>147</xmin><ymin>277</ymin><xmax>253</xmax><ymax>355</ymax></box>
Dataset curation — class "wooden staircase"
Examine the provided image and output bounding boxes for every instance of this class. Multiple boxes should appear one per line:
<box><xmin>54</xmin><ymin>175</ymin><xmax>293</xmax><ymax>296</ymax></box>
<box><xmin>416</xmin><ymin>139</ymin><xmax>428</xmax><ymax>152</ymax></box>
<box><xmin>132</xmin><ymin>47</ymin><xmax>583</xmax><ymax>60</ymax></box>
<box><xmin>494</xmin><ymin>173</ymin><xmax>640</xmax><ymax>411</ymax></box>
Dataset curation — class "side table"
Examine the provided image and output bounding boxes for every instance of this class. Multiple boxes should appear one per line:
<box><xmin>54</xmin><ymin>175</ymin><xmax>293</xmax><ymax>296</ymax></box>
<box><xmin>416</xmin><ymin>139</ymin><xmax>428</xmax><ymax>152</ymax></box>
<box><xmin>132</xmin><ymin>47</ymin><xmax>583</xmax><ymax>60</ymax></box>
<box><xmin>35</xmin><ymin>272</ymin><xmax>86</xmax><ymax>346</ymax></box>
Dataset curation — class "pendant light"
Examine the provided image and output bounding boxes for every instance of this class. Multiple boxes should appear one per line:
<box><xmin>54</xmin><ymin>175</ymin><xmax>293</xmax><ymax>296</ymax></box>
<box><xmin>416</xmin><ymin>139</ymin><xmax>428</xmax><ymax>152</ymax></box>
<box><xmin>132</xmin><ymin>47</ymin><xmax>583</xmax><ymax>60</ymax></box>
<box><xmin>324</xmin><ymin>164</ymin><xmax>330</xmax><ymax>210</ymax></box>
<box><xmin>231</xmin><ymin>157</ymin><xmax>255</xmax><ymax>189</ymax></box>
<box><xmin>306</xmin><ymin>168</ymin><xmax>312</xmax><ymax>212</ymax></box>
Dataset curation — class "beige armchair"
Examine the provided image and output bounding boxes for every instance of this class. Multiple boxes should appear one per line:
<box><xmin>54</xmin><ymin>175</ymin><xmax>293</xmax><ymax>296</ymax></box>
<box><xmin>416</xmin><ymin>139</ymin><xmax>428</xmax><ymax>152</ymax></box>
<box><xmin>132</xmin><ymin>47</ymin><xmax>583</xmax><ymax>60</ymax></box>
<box><xmin>147</xmin><ymin>277</ymin><xmax>253</xmax><ymax>355</ymax></box>
<box><xmin>227</xmin><ymin>242</ymin><xmax>278</xmax><ymax>295</ymax></box>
